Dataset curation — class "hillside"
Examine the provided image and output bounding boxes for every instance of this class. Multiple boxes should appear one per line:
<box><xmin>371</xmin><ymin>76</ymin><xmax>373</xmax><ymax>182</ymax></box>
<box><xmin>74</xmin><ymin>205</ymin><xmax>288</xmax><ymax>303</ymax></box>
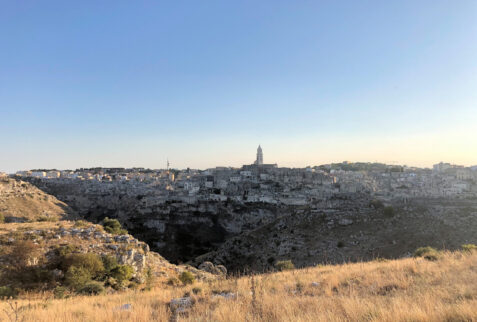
<box><xmin>192</xmin><ymin>198</ymin><xmax>477</xmax><ymax>272</ymax></box>
<box><xmin>0</xmin><ymin>177</ymin><xmax>77</xmax><ymax>223</ymax></box>
<box><xmin>0</xmin><ymin>250</ymin><xmax>476</xmax><ymax>321</ymax></box>
<box><xmin>0</xmin><ymin>179</ymin><xmax>219</xmax><ymax>298</ymax></box>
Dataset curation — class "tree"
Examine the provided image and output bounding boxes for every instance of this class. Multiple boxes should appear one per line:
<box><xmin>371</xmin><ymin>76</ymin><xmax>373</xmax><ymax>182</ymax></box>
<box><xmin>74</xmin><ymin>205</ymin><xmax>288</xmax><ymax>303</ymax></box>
<box><xmin>9</xmin><ymin>240</ymin><xmax>40</xmax><ymax>268</ymax></box>
<box><xmin>102</xmin><ymin>217</ymin><xmax>127</xmax><ymax>235</ymax></box>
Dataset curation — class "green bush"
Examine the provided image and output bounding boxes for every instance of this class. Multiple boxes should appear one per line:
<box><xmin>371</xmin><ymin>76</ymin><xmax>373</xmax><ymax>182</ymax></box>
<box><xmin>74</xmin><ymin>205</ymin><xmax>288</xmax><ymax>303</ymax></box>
<box><xmin>144</xmin><ymin>267</ymin><xmax>155</xmax><ymax>291</ymax></box>
<box><xmin>101</xmin><ymin>255</ymin><xmax>119</xmax><ymax>272</ymax></box>
<box><xmin>61</xmin><ymin>253</ymin><xmax>104</xmax><ymax>277</ymax></box>
<box><xmin>53</xmin><ymin>286</ymin><xmax>68</xmax><ymax>299</ymax></box>
<box><xmin>414</xmin><ymin>246</ymin><xmax>440</xmax><ymax>261</ymax></box>
<box><xmin>102</xmin><ymin>217</ymin><xmax>127</xmax><ymax>235</ymax></box>
<box><xmin>55</xmin><ymin>244</ymin><xmax>80</xmax><ymax>258</ymax></box>
<box><xmin>64</xmin><ymin>266</ymin><xmax>92</xmax><ymax>290</ymax></box>
<box><xmin>179</xmin><ymin>271</ymin><xmax>195</xmax><ymax>285</ymax></box>
<box><xmin>73</xmin><ymin>220</ymin><xmax>90</xmax><ymax>228</ymax></box>
<box><xmin>461</xmin><ymin>244</ymin><xmax>477</xmax><ymax>253</ymax></box>
<box><xmin>192</xmin><ymin>287</ymin><xmax>202</xmax><ymax>294</ymax></box>
<box><xmin>0</xmin><ymin>213</ymin><xmax>4</xmax><ymax>223</ymax></box>
<box><xmin>110</xmin><ymin>265</ymin><xmax>134</xmax><ymax>284</ymax></box>
<box><xmin>0</xmin><ymin>286</ymin><xmax>17</xmax><ymax>299</ymax></box>
<box><xmin>383</xmin><ymin>206</ymin><xmax>395</xmax><ymax>217</ymax></box>
<box><xmin>77</xmin><ymin>281</ymin><xmax>105</xmax><ymax>295</ymax></box>
<box><xmin>167</xmin><ymin>277</ymin><xmax>180</xmax><ymax>286</ymax></box>
<box><xmin>370</xmin><ymin>199</ymin><xmax>384</xmax><ymax>209</ymax></box>
<box><xmin>274</xmin><ymin>260</ymin><xmax>295</xmax><ymax>271</ymax></box>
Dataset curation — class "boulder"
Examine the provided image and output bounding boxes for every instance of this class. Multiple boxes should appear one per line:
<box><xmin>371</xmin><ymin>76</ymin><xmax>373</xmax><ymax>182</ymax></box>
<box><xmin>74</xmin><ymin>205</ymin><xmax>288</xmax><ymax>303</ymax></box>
<box><xmin>198</xmin><ymin>261</ymin><xmax>227</xmax><ymax>276</ymax></box>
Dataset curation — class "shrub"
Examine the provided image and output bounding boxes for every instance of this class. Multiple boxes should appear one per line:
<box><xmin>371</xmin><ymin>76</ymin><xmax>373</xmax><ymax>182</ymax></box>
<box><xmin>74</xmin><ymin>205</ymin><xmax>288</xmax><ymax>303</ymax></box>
<box><xmin>274</xmin><ymin>260</ymin><xmax>295</xmax><ymax>271</ymax></box>
<box><xmin>55</xmin><ymin>244</ymin><xmax>80</xmax><ymax>258</ymax></box>
<box><xmin>144</xmin><ymin>267</ymin><xmax>155</xmax><ymax>291</ymax></box>
<box><xmin>53</xmin><ymin>286</ymin><xmax>68</xmax><ymax>299</ymax></box>
<box><xmin>77</xmin><ymin>281</ymin><xmax>105</xmax><ymax>295</ymax></box>
<box><xmin>461</xmin><ymin>244</ymin><xmax>477</xmax><ymax>253</ymax></box>
<box><xmin>101</xmin><ymin>255</ymin><xmax>119</xmax><ymax>272</ymax></box>
<box><xmin>11</xmin><ymin>266</ymin><xmax>54</xmax><ymax>286</ymax></box>
<box><xmin>337</xmin><ymin>241</ymin><xmax>345</xmax><ymax>248</ymax></box>
<box><xmin>0</xmin><ymin>286</ymin><xmax>17</xmax><ymax>299</ymax></box>
<box><xmin>64</xmin><ymin>266</ymin><xmax>92</xmax><ymax>290</ymax></box>
<box><xmin>61</xmin><ymin>253</ymin><xmax>104</xmax><ymax>277</ymax></box>
<box><xmin>102</xmin><ymin>217</ymin><xmax>127</xmax><ymax>235</ymax></box>
<box><xmin>192</xmin><ymin>287</ymin><xmax>202</xmax><ymax>294</ymax></box>
<box><xmin>110</xmin><ymin>265</ymin><xmax>134</xmax><ymax>284</ymax></box>
<box><xmin>73</xmin><ymin>220</ymin><xmax>90</xmax><ymax>228</ymax></box>
<box><xmin>37</xmin><ymin>216</ymin><xmax>57</xmax><ymax>222</ymax></box>
<box><xmin>167</xmin><ymin>277</ymin><xmax>180</xmax><ymax>286</ymax></box>
<box><xmin>179</xmin><ymin>271</ymin><xmax>195</xmax><ymax>285</ymax></box>
<box><xmin>383</xmin><ymin>206</ymin><xmax>395</xmax><ymax>217</ymax></box>
<box><xmin>0</xmin><ymin>213</ymin><xmax>4</xmax><ymax>223</ymax></box>
<box><xmin>370</xmin><ymin>199</ymin><xmax>384</xmax><ymax>209</ymax></box>
<box><xmin>414</xmin><ymin>247</ymin><xmax>440</xmax><ymax>261</ymax></box>
<box><xmin>9</xmin><ymin>240</ymin><xmax>40</xmax><ymax>268</ymax></box>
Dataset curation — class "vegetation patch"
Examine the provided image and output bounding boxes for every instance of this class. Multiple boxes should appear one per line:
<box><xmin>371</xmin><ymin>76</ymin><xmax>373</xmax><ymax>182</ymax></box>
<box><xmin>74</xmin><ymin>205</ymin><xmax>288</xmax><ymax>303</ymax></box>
<box><xmin>414</xmin><ymin>246</ymin><xmax>440</xmax><ymax>261</ymax></box>
<box><xmin>102</xmin><ymin>217</ymin><xmax>127</xmax><ymax>235</ymax></box>
<box><xmin>179</xmin><ymin>271</ymin><xmax>195</xmax><ymax>285</ymax></box>
<box><xmin>274</xmin><ymin>260</ymin><xmax>295</xmax><ymax>271</ymax></box>
<box><xmin>461</xmin><ymin>244</ymin><xmax>477</xmax><ymax>253</ymax></box>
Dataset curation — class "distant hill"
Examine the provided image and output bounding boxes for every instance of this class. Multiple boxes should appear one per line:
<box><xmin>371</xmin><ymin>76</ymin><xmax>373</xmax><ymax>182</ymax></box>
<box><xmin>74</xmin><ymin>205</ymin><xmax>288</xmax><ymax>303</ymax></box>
<box><xmin>0</xmin><ymin>177</ymin><xmax>77</xmax><ymax>223</ymax></box>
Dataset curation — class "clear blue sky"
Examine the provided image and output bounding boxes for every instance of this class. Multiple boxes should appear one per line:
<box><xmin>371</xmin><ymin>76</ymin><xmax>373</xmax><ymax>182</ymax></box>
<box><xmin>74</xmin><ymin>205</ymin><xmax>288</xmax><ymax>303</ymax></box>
<box><xmin>1</xmin><ymin>1</ymin><xmax>476</xmax><ymax>172</ymax></box>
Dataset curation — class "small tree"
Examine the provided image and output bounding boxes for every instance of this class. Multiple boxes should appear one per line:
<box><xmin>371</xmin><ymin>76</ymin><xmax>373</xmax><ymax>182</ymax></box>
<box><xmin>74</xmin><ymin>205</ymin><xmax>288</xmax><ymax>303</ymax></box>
<box><xmin>64</xmin><ymin>266</ymin><xmax>92</xmax><ymax>290</ymax></box>
<box><xmin>102</xmin><ymin>217</ymin><xmax>127</xmax><ymax>235</ymax></box>
<box><xmin>77</xmin><ymin>281</ymin><xmax>105</xmax><ymax>295</ymax></box>
<box><xmin>9</xmin><ymin>240</ymin><xmax>40</xmax><ymax>268</ymax></box>
<box><xmin>110</xmin><ymin>265</ymin><xmax>134</xmax><ymax>284</ymax></box>
<box><xmin>61</xmin><ymin>253</ymin><xmax>105</xmax><ymax>277</ymax></box>
<box><xmin>274</xmin><ymin>260</ymin><xmax>295</xmax><ymax>271</ymax></box>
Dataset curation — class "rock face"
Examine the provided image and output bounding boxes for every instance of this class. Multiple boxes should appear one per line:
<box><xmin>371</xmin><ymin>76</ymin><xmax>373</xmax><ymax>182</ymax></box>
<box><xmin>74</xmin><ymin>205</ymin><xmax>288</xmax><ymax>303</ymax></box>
<box><xmin>192</xmin><ymin>197</ymin><xmax>477</xmax><ymax>272</ymax></box>
<box><xmin>22</xmin><ymin>178</ymin><xmax>287</xmax><ymax>263</ymax></box>
<box><xmin>22</xmin><ymin>178</ymin><xmax>477</xmax><ymax>274</ymax></box>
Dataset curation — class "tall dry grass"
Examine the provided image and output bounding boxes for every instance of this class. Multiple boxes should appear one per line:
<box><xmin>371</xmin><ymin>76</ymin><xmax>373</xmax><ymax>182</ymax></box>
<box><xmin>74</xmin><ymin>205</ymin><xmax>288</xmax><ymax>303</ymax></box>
<box><xmin>1</xmin><ymin>251</ymin><xmax>476</xmax><ymax>321</ymax></box>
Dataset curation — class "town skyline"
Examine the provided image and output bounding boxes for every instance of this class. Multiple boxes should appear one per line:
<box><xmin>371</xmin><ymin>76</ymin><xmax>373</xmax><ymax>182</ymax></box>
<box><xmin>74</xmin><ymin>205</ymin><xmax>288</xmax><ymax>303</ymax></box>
<box><xmin>3</xmin><ymin>145</ymin><xmax>476</xmax><ymax>174</ymax></box>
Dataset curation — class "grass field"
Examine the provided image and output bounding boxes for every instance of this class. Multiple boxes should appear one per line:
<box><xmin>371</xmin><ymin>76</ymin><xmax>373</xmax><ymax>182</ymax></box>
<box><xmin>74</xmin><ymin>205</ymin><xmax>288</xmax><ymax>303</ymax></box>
<box><xmin>1</xmin><ymin>250</ymin><xmax>476</xmax><ymax>321</ymax></box>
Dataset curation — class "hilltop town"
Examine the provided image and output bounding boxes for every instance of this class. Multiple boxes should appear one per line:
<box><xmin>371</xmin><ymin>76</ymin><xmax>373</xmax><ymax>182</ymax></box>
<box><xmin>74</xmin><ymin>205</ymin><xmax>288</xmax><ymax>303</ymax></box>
<box><xmin>10</xmin><ymin>146</ymin><xmax>477</xmax><ymax>204</ymax></box>
<box><xmin>3</xmin><ymin>147</ymin><xmax>476</xmax><ymax>272</ymax></box>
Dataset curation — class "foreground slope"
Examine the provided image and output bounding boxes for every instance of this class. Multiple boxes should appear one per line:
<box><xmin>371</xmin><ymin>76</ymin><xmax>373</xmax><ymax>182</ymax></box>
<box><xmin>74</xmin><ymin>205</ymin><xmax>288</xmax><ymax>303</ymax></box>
<box><xmin>1</xmin><ymin>250</ymin><xmax>476</xmax><ymax>321</ymax></box>
<box><xmin>0</xmin><ymin>178</ymin><xmax>216</xmax><ymax>296</ymax></box>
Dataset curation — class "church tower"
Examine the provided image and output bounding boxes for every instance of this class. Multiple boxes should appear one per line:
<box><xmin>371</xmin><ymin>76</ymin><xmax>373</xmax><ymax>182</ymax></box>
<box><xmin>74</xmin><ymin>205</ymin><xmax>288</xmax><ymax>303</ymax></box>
<box><xmin>256</xmin><ymin>145</ymin><xmax>263</xmax><ymax>165</ymax></box>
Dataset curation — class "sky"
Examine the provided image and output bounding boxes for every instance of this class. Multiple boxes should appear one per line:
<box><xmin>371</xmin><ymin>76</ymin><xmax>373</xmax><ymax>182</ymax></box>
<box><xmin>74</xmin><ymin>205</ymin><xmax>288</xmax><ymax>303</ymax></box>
<box><xmin>1</xmin><ymin>1</ymin><xmax>476</xmax><ymax>173</ymax></box>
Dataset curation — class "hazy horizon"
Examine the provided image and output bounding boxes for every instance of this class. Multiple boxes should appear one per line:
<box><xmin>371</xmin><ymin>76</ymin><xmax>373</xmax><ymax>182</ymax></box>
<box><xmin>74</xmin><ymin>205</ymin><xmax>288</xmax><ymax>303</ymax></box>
<box><xmin>1</xmin><ymin>1</ymin><xmax>476</xmax><ymax>173</ymax></box>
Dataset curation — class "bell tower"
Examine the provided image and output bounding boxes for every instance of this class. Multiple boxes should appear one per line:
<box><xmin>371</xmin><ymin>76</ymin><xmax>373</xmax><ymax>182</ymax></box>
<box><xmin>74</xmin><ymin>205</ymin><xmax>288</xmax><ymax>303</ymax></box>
<box><xmin>256</xmin><ymin>145</ymin><xmax>263</xmax><ymax>165</ymax></box>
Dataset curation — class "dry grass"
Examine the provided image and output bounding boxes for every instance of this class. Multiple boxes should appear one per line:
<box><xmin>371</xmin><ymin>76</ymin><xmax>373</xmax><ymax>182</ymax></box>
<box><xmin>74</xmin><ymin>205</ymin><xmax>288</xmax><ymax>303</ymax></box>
<box><xmin>1</xmin><ymin>251</ymin><xmax>476</xmax><ymax>321</ymax></box>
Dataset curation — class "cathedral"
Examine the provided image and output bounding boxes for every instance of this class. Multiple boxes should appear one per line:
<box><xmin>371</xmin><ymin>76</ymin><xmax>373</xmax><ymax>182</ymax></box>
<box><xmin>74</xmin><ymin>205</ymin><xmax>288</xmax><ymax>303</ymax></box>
<box><xmin>255</xmin><ymin>145</ymin><xmax>263</xmax><ymax>165</ymax></box>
